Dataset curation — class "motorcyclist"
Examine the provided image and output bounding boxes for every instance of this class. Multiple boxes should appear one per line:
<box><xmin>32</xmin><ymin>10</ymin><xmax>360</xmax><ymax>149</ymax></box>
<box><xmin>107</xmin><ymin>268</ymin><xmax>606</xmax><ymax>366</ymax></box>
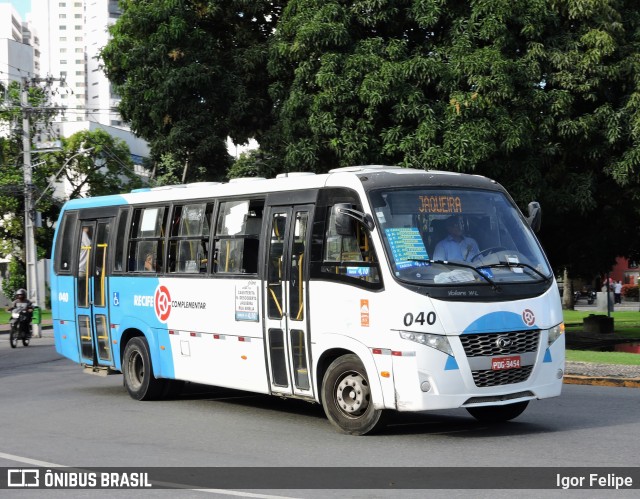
<box><xmin>7</xmin><ymin>289</ymin><xmax>33</xmax><ymax>335</ymax></box>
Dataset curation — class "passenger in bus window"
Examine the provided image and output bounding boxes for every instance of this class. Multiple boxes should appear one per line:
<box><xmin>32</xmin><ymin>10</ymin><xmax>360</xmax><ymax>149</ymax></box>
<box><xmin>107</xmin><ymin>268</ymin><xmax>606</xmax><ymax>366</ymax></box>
<box><xmin>433</xmin><ymin>216</ymin><xmax>479</xmax><ymax>262</ymax></box>
<box><xmin>78</xmin><ymin>226</ymin><xmax>92</xmax><ymax>275</ymax></box>
<box><xmin>144</xmin><ymin>253</ymin><xmax>156</xmax><ymax>272</ymax></box>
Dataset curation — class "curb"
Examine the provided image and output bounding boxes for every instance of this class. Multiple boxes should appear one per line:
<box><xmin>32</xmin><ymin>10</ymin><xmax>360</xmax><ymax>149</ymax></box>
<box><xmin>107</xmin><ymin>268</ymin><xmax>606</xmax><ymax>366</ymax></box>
<box><xmin>563</xmin><ymin>375</ymin><xmax>640</xmax><ymax>388</ymax></box>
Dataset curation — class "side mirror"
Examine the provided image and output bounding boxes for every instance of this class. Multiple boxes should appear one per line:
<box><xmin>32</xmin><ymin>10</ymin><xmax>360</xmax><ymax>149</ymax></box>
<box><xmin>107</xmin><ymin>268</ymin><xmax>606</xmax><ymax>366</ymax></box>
<box><xmin>527</xmin><ymin>201</ymin><xmax>542</xmax><ymax>232</ymax></box>
<box><xmin>334</xmin><ymin>203</ymin><xmax>355</xmax><ymax>236</ymax></box>
<box><xmin>334</xmin><ymin>203</ymin><xmax>375</xmax><ymax>235</ymax></box>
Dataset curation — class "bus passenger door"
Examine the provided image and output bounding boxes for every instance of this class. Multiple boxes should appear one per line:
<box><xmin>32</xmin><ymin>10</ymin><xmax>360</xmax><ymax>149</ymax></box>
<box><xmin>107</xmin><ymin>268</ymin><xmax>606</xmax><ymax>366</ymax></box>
<box><xmin>264</xmin><ymin>205</ymin><xmax>313</xmax><ymax>398</ymax></box>
<box><xmin>76</xmin><ymin>218</ymin><xmax>115</xmax><ymax>368</ymax></box>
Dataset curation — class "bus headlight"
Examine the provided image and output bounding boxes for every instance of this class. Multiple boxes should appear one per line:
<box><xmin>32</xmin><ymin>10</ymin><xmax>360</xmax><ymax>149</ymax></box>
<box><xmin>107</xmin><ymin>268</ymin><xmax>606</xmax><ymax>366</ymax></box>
<box><xmin>546</xmin><ymin>323</ymin><xmax>565</xmax><ymax>347</ymax></box>
<box><xmin>399</xmin><ymin>331</ymin><xmax>453</xmax><ymax>356</ymax></box>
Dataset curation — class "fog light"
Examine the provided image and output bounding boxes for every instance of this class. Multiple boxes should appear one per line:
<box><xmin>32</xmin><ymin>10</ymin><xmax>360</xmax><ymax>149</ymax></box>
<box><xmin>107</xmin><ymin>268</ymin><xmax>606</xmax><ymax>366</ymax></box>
<box><xmin>556</xmin><ymin>369</ymin><xmax>564</xmax><ymax>379</ymax></box>
<box><xmin>420</xmin><ymin>381</ymin><xmax>432</xmax><ymax>392</ymax></box>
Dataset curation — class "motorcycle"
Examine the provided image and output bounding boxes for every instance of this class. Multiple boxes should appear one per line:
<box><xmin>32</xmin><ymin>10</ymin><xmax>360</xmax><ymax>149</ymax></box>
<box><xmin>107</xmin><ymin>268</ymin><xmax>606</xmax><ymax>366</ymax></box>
<box><xmin>587</xmin><ymin>290</ymin><xmax>596</xmax><ymax>305</ymax></box>
<box><xmin>9</xmin><ymin>309</ymin><xmax>32</xmax><ymax>348</ymax></box>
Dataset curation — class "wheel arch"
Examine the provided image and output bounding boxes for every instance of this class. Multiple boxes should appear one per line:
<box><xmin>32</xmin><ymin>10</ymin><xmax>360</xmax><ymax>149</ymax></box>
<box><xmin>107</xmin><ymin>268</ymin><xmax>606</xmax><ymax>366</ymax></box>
<box><xmin>314</xmin><ymin>337</ymin><xmax>385</xmax><ymax>410</ymax></box>
<box><xmin>116</xmin><ymin>316</ymin><xmax>161</xmax><ymax>378</ymax></box>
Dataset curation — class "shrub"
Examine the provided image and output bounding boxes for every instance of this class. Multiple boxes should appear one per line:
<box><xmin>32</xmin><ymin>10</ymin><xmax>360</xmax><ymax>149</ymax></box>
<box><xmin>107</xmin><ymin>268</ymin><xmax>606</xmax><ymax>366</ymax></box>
<box><xmin>621</xmin><ymin>284</ymin><xmax>639</xmax><ymax>299</ymax></box>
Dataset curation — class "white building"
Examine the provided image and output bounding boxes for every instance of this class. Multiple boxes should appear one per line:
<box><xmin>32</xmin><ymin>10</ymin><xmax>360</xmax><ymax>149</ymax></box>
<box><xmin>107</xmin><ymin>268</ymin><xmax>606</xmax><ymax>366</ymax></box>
<box><xmin>0</xmin><ymin>4</ymin><xmax>34</xmax><ymax>85</ymax></box>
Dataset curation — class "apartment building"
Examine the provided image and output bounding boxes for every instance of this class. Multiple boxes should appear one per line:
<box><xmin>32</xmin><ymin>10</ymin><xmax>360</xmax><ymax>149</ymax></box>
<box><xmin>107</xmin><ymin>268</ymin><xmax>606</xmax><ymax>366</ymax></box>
<box><xmin>0</xmin><ymin>3</ymin><xmax>34</xmax><ymax>84</ymax></box>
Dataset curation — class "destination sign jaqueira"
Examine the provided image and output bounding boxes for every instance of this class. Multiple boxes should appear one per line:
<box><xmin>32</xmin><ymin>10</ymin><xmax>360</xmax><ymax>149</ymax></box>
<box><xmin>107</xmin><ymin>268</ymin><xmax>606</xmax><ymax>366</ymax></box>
<box><xmin>418</xmin><ymin>195</ymin><xmax>462</xmax><ymax>213</ymax></box>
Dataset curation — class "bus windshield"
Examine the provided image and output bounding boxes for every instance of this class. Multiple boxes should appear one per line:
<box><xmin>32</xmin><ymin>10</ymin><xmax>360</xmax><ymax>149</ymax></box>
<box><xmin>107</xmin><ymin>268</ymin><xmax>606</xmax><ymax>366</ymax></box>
<box><xmin>369</xmin><ymin>187</ymin><xmax>552</xmax><ymax>285</ymax></box>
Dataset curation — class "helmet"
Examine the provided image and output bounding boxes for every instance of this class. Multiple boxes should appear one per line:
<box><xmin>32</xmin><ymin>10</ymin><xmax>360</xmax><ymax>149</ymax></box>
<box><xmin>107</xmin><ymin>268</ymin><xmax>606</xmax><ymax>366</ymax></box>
<box><xmin>15</xmin><ymin>288</ymin><xmax>27</xmax><ymax>298</ymax></box>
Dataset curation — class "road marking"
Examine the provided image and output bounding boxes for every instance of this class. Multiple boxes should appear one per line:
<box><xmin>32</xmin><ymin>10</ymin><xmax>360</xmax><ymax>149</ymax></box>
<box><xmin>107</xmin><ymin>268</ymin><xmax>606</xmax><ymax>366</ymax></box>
<box><xmin>0</xmin><ymin>451</ymin><xmax>300</xmax><ymax>498</ymax></box>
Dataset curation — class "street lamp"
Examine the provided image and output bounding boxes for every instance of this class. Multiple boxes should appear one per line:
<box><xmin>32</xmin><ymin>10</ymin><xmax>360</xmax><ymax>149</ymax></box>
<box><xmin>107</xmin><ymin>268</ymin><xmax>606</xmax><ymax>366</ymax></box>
<box><xmin>34</xmin><ymin>147</ymin><xmax>96</xmax><ymax>207</ymax></box>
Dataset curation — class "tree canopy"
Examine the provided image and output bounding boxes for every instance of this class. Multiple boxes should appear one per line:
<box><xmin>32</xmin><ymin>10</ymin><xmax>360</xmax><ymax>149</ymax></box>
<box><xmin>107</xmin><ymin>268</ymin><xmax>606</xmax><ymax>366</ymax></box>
<box><xmin>100</xmin><ymin>0</ymin><xmax>285</xmax><ymax>181</ymax></box>
<box><xmin>101</xmin><ymin>0</ymin><xmax>640</xmax><ymax>277</ymax></box>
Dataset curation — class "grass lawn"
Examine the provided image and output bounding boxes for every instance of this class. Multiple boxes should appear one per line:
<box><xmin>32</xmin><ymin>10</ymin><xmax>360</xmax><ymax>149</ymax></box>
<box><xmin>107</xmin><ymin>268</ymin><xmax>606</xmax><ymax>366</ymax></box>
<box><xmin>563</xmin><ymin>310</ymin><xmax>640</xmax><ymax>339</ymax></box>
<box><xmin>0</xmin><ymin>309</ymin><xmax>51</xmax><ymax>324</ymax></box>
<box><xmin>566</xmin><ymin>350</ymin><xmax>640</xmax><ymax>365</ymax></box>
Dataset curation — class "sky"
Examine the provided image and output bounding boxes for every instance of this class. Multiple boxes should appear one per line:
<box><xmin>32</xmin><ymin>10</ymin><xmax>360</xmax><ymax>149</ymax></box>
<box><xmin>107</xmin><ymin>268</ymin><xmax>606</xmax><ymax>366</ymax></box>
<box><xmin>4</xmin><ymin>0</ymin><xmax>30</xmax><ymax>18</ymax></box>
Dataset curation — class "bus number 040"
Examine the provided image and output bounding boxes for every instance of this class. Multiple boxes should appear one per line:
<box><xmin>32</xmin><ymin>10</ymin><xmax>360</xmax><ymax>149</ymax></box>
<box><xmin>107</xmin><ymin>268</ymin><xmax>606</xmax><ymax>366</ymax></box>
<box><xmin>403</xmin><ymin>311</ymin><xmax>436</xmax><ymax>327</ymax></box>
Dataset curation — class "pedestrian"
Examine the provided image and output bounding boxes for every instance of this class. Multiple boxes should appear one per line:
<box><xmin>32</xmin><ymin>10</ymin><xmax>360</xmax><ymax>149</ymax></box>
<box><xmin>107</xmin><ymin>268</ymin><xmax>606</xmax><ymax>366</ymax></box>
<box><xmin>614</xmin><ymin>280</ymin><xmax>623</xmax><ymax>304</ymax></box>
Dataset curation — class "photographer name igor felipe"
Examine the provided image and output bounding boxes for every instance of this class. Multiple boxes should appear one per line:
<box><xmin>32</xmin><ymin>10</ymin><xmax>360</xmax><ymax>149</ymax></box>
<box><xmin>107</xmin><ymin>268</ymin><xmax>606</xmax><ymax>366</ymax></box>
<box><xmin>557</xmin><ymin>473</ymin><xmax>634</xmax><ymax>490</ymax></box>
<box><xmin>7</xmin><ymin>469</ymin><xmax>152</xmax><ymax>489</ymax></box>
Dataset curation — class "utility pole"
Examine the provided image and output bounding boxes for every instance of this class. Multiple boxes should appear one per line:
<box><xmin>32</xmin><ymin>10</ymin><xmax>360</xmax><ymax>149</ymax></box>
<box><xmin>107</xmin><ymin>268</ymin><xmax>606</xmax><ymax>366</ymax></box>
<box><xmin>22</xmin><ymin>77</ymin><xmax>41</xmax><ymax>337</ymax></box>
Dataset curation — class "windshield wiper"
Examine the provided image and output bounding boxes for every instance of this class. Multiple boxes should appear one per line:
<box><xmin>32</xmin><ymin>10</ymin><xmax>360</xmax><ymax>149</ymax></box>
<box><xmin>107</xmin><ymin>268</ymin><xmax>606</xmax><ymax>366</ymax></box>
<box><xmin>482</xmin><ymin>261</ymin><xmax>550</xmax><ymax>281</ymax></box>
<box><xmin>409</xmin><ymin>259</ymin><xmax>499</xmax><ymax>290</ymax></box>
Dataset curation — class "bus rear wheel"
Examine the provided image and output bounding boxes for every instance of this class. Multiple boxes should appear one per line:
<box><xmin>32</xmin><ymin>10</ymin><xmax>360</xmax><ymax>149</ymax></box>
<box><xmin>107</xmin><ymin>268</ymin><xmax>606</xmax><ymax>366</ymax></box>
<box><xmin>122</xmin><ymin>336</ymin><xmax>165</xmax><ymax>401</ymax></box>
<box><xmin>466</xmin><ymin>401</ymin><xmax>529</xmax><ymax>423</ymax></box>
<box><xmin>321</xmin><ymin>354</ymin><xmax>387</xmax><ymax>435</ymax></box>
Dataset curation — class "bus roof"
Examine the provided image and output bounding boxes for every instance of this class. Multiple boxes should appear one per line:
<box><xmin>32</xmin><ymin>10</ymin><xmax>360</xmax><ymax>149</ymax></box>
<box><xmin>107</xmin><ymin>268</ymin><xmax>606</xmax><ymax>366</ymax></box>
<box><xmin>59</xmin><ymin>166</ymin><xmax>502</xmax><ymax>211</ymax></box>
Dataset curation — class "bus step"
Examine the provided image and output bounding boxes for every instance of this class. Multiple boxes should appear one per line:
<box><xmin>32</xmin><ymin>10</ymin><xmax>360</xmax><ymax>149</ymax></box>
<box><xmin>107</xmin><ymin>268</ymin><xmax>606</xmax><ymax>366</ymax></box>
<box><xmin>83</xmin><ymin>366</ymin><xmax>118</xmax><ymax>377</ymax></box>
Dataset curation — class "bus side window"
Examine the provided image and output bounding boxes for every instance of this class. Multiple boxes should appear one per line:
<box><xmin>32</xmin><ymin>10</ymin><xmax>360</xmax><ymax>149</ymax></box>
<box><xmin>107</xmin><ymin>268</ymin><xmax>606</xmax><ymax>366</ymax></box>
<box><xmin>316</xmin><ymin>205</ymin><xmax>382</xmax><ymax>288</ymax></box>
<box><xmin>54</xmin><ymin>211</ymin><xmax>78</xmax><ymax>274</ymax></box>
<box><xmin>214</xmin><ymin>198</ymin><xmax>263</xmax><ymax>275</ymax></box>
<box><xmin>167</xmin><ymin>203</ymin><xmax>211</xmax><ymax>274</ymax></box>
<box><xmin>127</xmin><ymin>206</ymin><xmax>167</xmax><ymax>273</ymax></box>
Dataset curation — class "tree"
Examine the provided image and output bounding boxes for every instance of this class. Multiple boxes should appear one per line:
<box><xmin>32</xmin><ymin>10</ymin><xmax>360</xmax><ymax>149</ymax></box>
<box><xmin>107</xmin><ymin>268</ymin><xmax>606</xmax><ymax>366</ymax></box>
<box><xmin>100</xmin><ymin>0</ymin><xmax>640</xmax><ymax>278</ymax></box>
<box><xmin>0</xmin><ymin>80</ymin><xmax>59</xmax><ymax>263</ymax></box>
<box><xmin>227</xmin><ymin>149</ymin><xmax>278</xmax><ymax>180</ymax></box>
<box><xmin>38</xmin><ymin>129</ymin><xmax>144</xmax><ymax>203</ymax></box>
<box><xmin>265</xmin><ymin>0</ymin><xmax>640</xmax><ymax>277</ymax></box>
<box><xmin>100</xmin><ymin>0</ymin><xmax>286</xmax><ymax>181</ymax></box>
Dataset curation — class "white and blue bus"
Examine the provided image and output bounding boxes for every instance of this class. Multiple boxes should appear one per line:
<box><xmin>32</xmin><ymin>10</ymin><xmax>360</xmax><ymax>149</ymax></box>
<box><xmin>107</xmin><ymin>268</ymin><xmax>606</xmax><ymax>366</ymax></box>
<box><xmin>51</xmin><ymin>166</ymin><xmax>564</xmax><ymax>435</ymax></box>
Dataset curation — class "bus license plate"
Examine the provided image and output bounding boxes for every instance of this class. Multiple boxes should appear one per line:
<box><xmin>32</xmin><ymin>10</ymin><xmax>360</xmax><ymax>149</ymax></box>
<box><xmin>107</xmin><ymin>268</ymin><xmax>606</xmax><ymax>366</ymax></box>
<box><xmin>491</xmin><ymin>356</ymin><xmax>521</xmax><ymax>370</ymax></box>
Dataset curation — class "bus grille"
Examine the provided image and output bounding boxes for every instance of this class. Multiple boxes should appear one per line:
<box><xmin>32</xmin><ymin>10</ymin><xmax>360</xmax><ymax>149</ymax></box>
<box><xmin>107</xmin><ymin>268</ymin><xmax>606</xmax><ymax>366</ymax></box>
<box><xmin>472</xmin><ymin>366</ymin><xmax>534</xmax><ymax>387</ymax></box>
<box><xmin>460</xmin><ymin>330</ymin><xmax>540</xmax><ymax>387</ymax></box>
<box><xmin>460</xmin><ymin>330</ymin><xmax>540</xmax><ymax>357</ymax></box>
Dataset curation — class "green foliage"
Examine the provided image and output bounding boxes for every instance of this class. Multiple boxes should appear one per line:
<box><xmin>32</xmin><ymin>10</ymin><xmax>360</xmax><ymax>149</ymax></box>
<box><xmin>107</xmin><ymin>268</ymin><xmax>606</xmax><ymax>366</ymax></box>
<box><xmin>38</xmin><ymin>129</ymin><xmax>145</xmax><ymax>202</ymax></box>
<box><xmin>2</xmin><ymin>258</ymin><xmax>26</xmax><ymax>301</ymax></box>
<box><xmin>101</xmin><ymin>0</ymin><xmax>285</xmax><ymax>180</ymax></box>
<box><xmin>102</xmin><ymin>0</ymin><xmax>640</xmax><ymax>278</ymax></box>
<box><xmin>266</xmin><ymin>0</ymin><xmax>640</xmax><ymax>277</ymax></box>
<box><xmin>227</xmin><ymin>149</ymin><xmax>279</xmax><ymax>180</ymax></box>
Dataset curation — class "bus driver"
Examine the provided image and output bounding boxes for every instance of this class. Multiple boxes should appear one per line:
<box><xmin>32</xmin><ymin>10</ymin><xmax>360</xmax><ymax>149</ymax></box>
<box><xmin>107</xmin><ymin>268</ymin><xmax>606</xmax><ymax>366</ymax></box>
<box><xmin>433</xmin><ymin>216</ymin><xmax>479</xmax><ymax>262</ymax></box>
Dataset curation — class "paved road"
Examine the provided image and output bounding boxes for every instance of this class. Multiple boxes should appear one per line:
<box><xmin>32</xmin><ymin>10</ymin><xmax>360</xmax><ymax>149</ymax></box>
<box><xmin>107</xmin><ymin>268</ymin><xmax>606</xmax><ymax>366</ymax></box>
<box><xmin>1</xmin><ymin>332</ymin><xmax>639</xmax><ymax>498</ymax></box>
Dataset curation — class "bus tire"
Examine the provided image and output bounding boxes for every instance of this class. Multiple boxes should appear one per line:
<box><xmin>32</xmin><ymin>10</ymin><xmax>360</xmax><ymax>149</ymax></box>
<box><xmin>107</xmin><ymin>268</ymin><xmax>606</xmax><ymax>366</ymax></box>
<box><xmin>466</xmin><ymin>401</ymin><xmax>529</xmax><ymax>423</ymax></box>
<box><xmin>321</xmin><ymin>354</ymin><xmax>387</xmax><ymax>436</ymax></box>
<box><xmin>122</xmin><ymin>336</ymin><xmax>165</xmax><ymax>401</ymax></box>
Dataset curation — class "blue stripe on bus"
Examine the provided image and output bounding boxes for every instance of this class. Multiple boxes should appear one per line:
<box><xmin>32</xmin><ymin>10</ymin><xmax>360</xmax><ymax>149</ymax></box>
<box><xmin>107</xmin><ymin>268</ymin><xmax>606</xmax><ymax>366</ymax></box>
<box><xmin>61</xmin><ymin>194</ymin><xmax>128</xmax><ymax>210</ymax></box>
<box><xmin>444</xmin><ymin>355</ymin><xmax>459</xmax><ymax>371</ymax></box>
<box><xmin>462</xmin><ymin>311</ymin><xmax>537</xmax><ymax>334</ymax></box>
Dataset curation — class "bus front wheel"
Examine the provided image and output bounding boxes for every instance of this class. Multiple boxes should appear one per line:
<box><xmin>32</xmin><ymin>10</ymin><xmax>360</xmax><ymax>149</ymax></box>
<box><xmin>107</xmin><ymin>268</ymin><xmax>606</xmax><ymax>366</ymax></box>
<box><xmin>122</xmin><ymin>337</ymin><xmax>165</xmax><ymax>401</ymax></box>
<box><xmin>321</xmin><ymin>354</ymin><xmax>387</xmax><ymax>436</ymax></box>
<box><xmin>466</xmin><ymin>401</ymin><xmax>529</xmax><ymax>423</ymax></box>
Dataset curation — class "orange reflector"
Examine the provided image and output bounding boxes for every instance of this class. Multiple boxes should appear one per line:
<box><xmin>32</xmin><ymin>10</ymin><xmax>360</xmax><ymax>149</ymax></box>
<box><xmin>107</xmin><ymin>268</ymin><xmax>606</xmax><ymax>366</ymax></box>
<box><xmin>62</xmin><ymin>335</ymin><xmax>67</xmax><ymax>339</ymax></box>
<box><xmin>112</xmin><ymin>340</ymin><xmax>117</xmax><ymax>344</ymax></box>
<box><xmin>169</xmin><ymin>330</ymin><xmax>176</xmax><ymax>335</ymax></box>
<box><xmin>392</xmin><ymin>351</ymin><xmax>402</xmax><ymax>356</ymax></box>
<box><xmin>160</xmin><ymin>345</ymin><xmax>165</xmax><ymax>350</ymax></box>
<box><xmin>213</xmin><ymin>334</ymin><xmax>220</xmax><ymax>339</ymax></box>
<box><xmin>239</xmin><ymin>337</ymin><xmax>246</xmax><ymax>342</ymax></box>
<box><xmin>372</xmin><ymin>348</ymin><xmax>382</xmax><ymax>355</ymax></box>
<box><xmin>241</xmin><ymin>355</ymin><xmax>247</xmax><ymax>360</ymax></box>
<box><xmin>381</xmin><ymin>371</ymin><xmax>390</xmax><ymax>378</ymax></box>
<box><xmin>111</xmin><ymin>324</ymin><xmax>117</xmax><ymax>329</ymax></box>
<box><xmin>190</xmin><ymin>332</ymin><xmax>196</xmax><ymax>337</ymax></box>
<box><xmin>60</xmin><ymin>320</ymin><xmax>65</xmax><ymax>324</ymax></box>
